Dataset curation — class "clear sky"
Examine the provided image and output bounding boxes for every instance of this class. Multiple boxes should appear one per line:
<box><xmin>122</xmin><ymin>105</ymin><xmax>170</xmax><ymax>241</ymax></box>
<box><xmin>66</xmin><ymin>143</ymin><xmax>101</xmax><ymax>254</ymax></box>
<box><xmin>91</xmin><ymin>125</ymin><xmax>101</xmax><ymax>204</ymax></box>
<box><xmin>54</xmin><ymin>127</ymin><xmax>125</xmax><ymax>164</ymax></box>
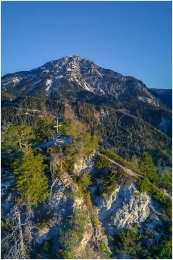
<box><xmin>1</xmin><ymin>1</ymin><xmax>172</xmax><ymax>89</ymax></box>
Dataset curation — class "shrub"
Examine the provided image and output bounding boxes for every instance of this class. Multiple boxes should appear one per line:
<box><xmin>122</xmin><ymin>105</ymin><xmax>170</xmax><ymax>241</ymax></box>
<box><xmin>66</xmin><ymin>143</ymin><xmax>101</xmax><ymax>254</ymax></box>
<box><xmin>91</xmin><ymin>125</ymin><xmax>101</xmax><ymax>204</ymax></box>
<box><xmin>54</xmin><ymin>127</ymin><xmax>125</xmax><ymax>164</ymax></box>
<box><xmin>136</xmin><ymin>177</ymin><xmax>151</xmax><ymax>192</ymax></box>
<box><xmin>97</xmin><ymin>241</ymin><xmax>111</xmax><ymax>259</ymax></box>
<box><xmin>42</xmin><ymin>241</ymin><xmax>49</xmax><ymax>253</ymax></box>
<box><xmin>115</xmin><ymin>227</ymin><xmax>142</xmax><ymax>258</ymax></box>
<box><xmin>102</xmin><ymin>192</ymin><xmax>108</xmax><ymax>200</ymax></box>
<box><xmin>79</xmin><ymin>171</ymin><xmax>92</xmax><ymax>189</ymax></box>
<box><xmin>95</xmin><ymin>155</ymin><xmax>110</xmax><ymax>168</ymax></box>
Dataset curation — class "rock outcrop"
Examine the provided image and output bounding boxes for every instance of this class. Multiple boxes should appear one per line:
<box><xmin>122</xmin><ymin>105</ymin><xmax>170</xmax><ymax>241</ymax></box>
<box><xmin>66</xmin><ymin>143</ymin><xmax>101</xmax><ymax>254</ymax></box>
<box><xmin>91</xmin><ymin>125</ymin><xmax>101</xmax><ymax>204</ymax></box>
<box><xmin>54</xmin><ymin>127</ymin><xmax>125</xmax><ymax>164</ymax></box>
<box><xmin>91</xmin><ymin>181</ymin><xmax>164</xmax><ymax>242</ymax></box>
<box><xmin>73</xmin><ymin>151</ymin><xmax>96</xmax><ymax>175</ymax></box>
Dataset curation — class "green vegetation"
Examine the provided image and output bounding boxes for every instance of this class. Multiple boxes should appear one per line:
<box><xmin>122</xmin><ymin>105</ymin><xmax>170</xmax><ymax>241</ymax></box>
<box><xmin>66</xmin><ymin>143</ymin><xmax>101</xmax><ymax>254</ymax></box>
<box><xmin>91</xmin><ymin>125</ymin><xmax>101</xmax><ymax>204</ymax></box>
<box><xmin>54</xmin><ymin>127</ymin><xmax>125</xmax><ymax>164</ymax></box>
<box><xmin>63</xmin><ymin>120</ymin><xmax>99</xmax><ymax>166</ymax></box>
<box><xmin>102</xmin><ymin>192</ymin><xmax>108</xmax><ymax>200</ymax></box>
<box><xmin>150</xmin><ymin>184</ymin><xmax>172</xmax><ymax>218</ymax></box>
<box><xmin>99</xmin><ymin>168</ymin><xmax>126</xmax><ymax>194</ymax></box>
<box><xmin>73</xmin><ymin>102</ymin><xmax>172</xmax><ymax>165</ymax></box>
<box><xmin>42</xmin><ymin>241</ymin><xmax>50</xmax><ymax>253</ymax></box>
<box><xmin>13</xmin><ymin>149</ymin><xmax>48</xmax><ymax>206</ymax></box>
<box><xmin>2</xmin><ymin>125</ymin><xmax>35</xmax><ymax>153</ymax></box>
<box><xmin>156</xmin><ymin>167</ymin><xmax>172</xmax><ymax>192</ymax></box>
<box><xmin>59</xmin><ymin>177</ymin><xmax>110</xmax><ymax>258</ymax></box>
<box><xmin>97</xmin><ymin>241</ymin><xmax>111</xmax><ymax>259</ymax></box>
<box><xmin>130</xmin><ymin>154</ymin><xmax>139</xmax><ymax>170</ymax></box>
<box><xmin>65</xmin><ymin>119</ymin><xmax>87</xmax><ymax>139</ymax></box>
<box><xmin>95</xmin><ymin>155</ymin><xmax>110</xmax><ymax>169</ymax></box>
<box><xmin>2</xmin><ymin>124</ymin><xmax>36</xmax><ymax>165</ymax></box>
<box><xmin>155</xmin><ymin>222</ymin><xmax>172</xmax><ymax>259</ymax></box>
<box><xmin>137</xmin><ymin>176</ymin><xmax>172</xmax><ymax>218</ymax></box>
<box><xmin>78</xmin><ymin>171</ymin><xmax>92</xmax><ymax>190</ymax></box>
<box><xmin>47</xmin><ymin>145</ymin><xmax>60</xmax><ymax>155</ymax></box>
<box><xmin>136</xmin><ymin>177</ymin><xmax>151</xmax><ymax>192</ymax></box>
<box><xmin>138</xmin><ymin>152</ymin><xmax>159</xmax><ymax>184</ymax></box>
<box><xmin>1</xmin><ymin>89</ymin><xmax>16</xmax><ymax>101</ymax></box>
<box><xmin>94</xmin><ymin>151</ymin><xmax>132</xmax><ymax>195</ymax></box>
<box><xmin>59</xmin><ymin>207</ymin><xmax>88</xmax><ymax>258</ymax></box>
<box><xmin>103</xmin><ymin>149</ymin><xmax>134</xmax><ymax>170</ymax></box>
<box><xmin>113</xmin><ymin>225</ymin><xmax>172</xmax><ymax>259</ymax></box>
<box><xmin>35</xmin><ymin>117</ymin><xmax>55</xmax><ymax>142</ymax></box>
<box><xmin>76</xmin><ymin>171</ymin><xmax>100</xmax><ymax>228</ymax></box>
<box><xmin>114</xmin><ymin>227</ymin><xmax>142</xmax><ymax>257</ymax></box>
<box><xmin>73</xmin><ymin>133</ymin><xmax>98</xmax><ymax>158</ymax></box>
<box><xmin>1</xmin><ymin>219</ymin><xmax>12</xmax><ymax>232</ymax></box>
<box><xmin>136</xmin><ymin>152</ymin><xmax>172</xmax><ymax>218</ymax></box>
<box><xmin>2</xmin><ymin>96</ymin><xmax>172</xmax><ymax>165</ymax></box>
<box><xmin>1</xmin><ymin>94</ymin><xmax>172</xmax><ymax>259</ymax></box>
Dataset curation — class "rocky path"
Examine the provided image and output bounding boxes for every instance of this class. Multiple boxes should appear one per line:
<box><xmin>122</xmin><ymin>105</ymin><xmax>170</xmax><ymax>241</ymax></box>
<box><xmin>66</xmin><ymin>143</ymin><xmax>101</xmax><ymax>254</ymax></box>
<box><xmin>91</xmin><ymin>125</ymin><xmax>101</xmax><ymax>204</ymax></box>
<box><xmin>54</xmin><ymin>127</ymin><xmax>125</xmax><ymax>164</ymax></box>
<box><xmin>98</xmin><ymin>152</ymin><xmax>142</xmax><ymax>178</ymax></box>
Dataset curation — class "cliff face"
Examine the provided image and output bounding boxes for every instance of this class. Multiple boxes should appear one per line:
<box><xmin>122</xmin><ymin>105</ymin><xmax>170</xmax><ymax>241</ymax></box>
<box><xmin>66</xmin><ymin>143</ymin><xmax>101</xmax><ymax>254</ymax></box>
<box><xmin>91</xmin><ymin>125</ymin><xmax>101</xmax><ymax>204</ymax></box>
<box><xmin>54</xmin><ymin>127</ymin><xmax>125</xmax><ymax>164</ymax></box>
<box><xmin>36</xmin><ymin>169</ymin><xmax>110</xmax><ymax>259</ymax></box>
<box><xmin>1</xmin><ymin>152</ymin><xmax>170</xmax><ymax>259</ymax></box>
<box><xmin>92</xmin><ymin>183</ymin><xmax>150</xmax><ymax>231</ymax></box>
<box><xmin>91</xmin><ymin>182</ymin><xmax>163</xmax><ymax>239</ymax></box>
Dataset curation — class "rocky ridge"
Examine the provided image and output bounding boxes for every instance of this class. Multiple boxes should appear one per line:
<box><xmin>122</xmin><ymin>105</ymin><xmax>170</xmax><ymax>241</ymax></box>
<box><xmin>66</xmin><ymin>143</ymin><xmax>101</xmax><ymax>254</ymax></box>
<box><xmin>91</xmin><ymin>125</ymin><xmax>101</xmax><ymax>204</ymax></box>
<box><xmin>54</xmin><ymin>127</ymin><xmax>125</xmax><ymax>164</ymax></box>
<box><xmin>1</xmin><ymin>55</ymin><xmax>161</xmax><ymax>107</ymax></box>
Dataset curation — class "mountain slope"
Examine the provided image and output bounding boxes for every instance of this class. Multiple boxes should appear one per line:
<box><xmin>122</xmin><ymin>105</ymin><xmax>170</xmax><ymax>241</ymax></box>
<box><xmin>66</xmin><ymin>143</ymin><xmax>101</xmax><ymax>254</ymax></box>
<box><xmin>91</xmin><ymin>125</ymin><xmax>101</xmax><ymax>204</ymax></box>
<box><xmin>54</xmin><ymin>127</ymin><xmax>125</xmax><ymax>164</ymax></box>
<box><xmin>1</xmin><ymin>55</ymin><xmax>162</xmax><ymax>108</ymax></box>
<box><xmin>1</xmin><ymin>56</ymin><xmax>172</xmax><ymax>259</ymax></box>
<box><xmin>150</xmin><ymin>88</ymin><xmax>172</xmax><ymax>110</ymax></box>
<box><xmin>1</xmin><ymin>96</ymin><xmax>171</xmax><ymax>166</ymax></box>
<box><xmin>1</xmin><ymin>56</ymin><xmax>172</xmax><ymax>163</ymax></box>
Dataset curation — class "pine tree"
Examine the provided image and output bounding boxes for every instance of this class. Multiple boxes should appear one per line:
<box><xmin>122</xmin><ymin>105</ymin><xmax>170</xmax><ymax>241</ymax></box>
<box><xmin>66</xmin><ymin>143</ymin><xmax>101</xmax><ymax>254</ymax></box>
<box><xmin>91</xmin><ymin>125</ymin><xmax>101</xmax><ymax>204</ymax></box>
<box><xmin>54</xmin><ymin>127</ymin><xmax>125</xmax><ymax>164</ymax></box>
<box><xmin>13</xmin><ymin>149</ymin><xmax>48</xmax><ymax>206</ymax></box>
<box><xmin>2</xmin><ymin>125</ymin><xmax>35</xmax><ymax>153</ymax></box>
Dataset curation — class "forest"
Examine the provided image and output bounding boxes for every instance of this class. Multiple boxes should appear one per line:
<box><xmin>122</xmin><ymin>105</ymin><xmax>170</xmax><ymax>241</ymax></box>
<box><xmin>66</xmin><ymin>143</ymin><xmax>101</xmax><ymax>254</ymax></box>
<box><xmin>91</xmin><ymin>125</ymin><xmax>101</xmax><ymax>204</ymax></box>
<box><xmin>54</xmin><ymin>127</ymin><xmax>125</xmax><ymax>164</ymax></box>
<box><xmin>2</xmin><ymin>96</ymin><xmax>172</xmax><ymax>165</ymax></box>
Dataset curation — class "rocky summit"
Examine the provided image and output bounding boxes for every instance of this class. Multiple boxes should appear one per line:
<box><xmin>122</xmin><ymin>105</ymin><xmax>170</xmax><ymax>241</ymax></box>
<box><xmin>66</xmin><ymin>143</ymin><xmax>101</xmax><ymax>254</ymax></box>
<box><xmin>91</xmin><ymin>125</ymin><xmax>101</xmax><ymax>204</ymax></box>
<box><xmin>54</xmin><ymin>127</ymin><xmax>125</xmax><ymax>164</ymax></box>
<box><xmin>2</xmin><ymin>55</ymin><xmax>161</xmax><ymax>107</ymax></box>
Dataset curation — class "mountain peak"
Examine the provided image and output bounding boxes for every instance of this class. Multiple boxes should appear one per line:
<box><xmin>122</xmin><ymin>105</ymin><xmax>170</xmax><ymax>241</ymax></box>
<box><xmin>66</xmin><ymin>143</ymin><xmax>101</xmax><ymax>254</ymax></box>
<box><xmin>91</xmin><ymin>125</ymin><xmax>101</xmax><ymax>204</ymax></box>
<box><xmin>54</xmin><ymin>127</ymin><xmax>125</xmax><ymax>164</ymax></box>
<box><xmin>1</xmin><ymin>56</ymin><xmax>161</xmax><ymax>108</ymax></box>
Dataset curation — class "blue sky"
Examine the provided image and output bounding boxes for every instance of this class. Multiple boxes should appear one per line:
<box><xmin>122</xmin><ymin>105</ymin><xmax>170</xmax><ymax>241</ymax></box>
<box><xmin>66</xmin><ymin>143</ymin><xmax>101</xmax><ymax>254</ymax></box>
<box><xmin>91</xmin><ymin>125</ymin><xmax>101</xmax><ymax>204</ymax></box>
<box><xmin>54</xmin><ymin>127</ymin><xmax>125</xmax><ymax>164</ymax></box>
<box><xmin>1</xmin><ymin>1</ymin><xmax>172</xmax><ymax>89</ymax></box>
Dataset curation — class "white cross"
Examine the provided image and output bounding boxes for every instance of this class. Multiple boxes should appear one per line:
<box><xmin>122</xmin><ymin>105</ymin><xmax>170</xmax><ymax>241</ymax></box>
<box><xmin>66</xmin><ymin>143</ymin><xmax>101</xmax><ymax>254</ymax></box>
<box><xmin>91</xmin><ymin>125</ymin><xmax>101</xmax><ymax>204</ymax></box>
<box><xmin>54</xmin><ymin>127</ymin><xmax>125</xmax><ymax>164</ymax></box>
<box><xmin>54</xmin><ymin>118</ymin><xmax>61</xmax><ymax>135</ymax></box>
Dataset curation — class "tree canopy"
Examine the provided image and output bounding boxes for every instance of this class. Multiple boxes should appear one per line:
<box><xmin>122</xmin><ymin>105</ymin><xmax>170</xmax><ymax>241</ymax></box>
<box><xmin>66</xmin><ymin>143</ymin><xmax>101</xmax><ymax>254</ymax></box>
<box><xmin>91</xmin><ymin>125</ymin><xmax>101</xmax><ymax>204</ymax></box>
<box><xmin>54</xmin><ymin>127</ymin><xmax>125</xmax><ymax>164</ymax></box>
<box><xmin>35</xmin><ymin>117</ymin><xmax>55</xmax><ymax>142</ymax></box>
<box><xmin>2</xmin><ymin>125</ymin><xmax>35</xmax><ymax>153</ymax></box>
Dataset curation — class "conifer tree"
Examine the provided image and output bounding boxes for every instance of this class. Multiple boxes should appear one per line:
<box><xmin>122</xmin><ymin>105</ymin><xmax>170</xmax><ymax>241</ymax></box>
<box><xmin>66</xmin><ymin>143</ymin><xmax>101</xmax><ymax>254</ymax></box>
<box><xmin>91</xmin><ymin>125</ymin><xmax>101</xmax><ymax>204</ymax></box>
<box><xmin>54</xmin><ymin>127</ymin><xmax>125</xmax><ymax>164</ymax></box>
<box><xmin>139</xmin><ymin>152</ymin><xmax>158</xmax><ymax>183</ymax></box>
<box><xmin>35</xmin><ymin>117</ymin><xmax>54</xmax><ymax>142</ymax></box>
<box><xmin>2</xmin><ymin>125</ymin><xmax>35</xmax><ymax>153</ymax></box>
<box><xmin>13</xmin><ymin>149</ymin><xmax>48</xmax><ymax>206</ymax></box>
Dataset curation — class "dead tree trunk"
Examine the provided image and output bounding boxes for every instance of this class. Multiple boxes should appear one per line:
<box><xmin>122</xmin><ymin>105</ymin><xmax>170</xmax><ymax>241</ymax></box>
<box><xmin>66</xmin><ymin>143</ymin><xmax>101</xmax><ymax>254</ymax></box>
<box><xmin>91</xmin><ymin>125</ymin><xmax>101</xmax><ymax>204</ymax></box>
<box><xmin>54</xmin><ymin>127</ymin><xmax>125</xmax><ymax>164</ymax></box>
<box><xmin>17</xmin><ymin>210</ymin><xmax>27</xmax><ymax>259</ymax></box>
<box><xmin>1</xmin><ymin>204</ymin><xmax>35</xmax><ymax>259</ymax></box>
